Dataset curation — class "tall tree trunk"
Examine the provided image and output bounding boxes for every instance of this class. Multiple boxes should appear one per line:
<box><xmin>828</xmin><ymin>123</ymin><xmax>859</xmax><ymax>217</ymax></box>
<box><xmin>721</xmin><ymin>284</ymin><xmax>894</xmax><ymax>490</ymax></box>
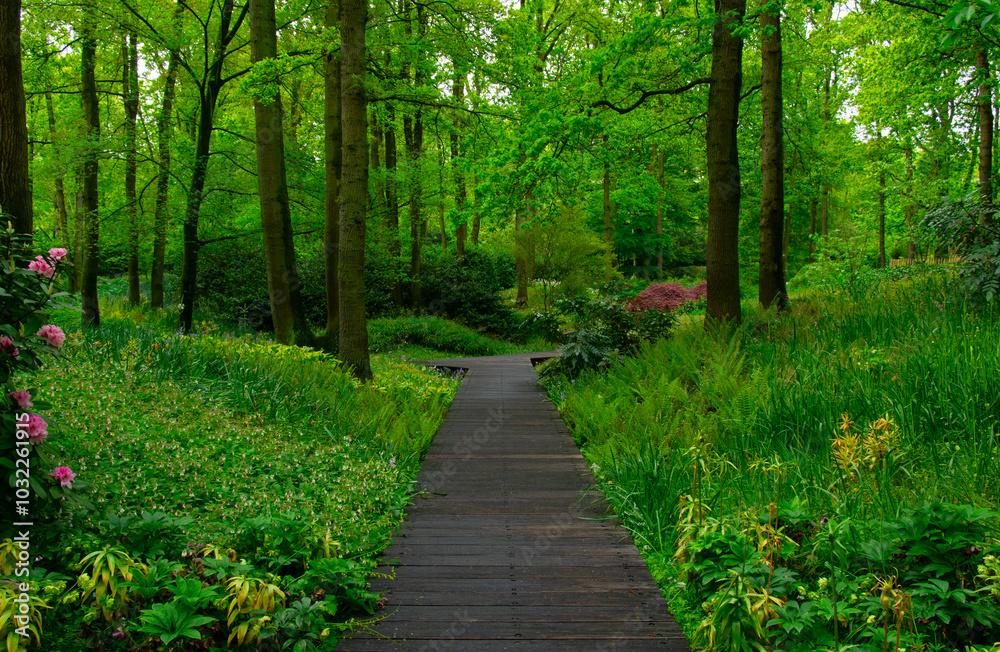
<box><xmin>124</xmin><ymin>32</ymin><xmax>141</xmax><ymax>305</ymax></box>
<box><xmin>339</xmin><ymin>0</ymin><xmax>373</xmax><ymax>381</ymax></box>
<box><xmin>251</xmin><ymin>0</ymin><xmax>300</xmax><ymax>345</ymax></box>
<box><xmin>437</xmin><ymin>145</ymin><xmax>449</xmax><ymax>249</ymax></box>
<box><xmin>405</xmin><ymin>1</ymin><xmax>426</xmax><ymax>310</ymax></box>
<box><xmin>151</xmin><ymin>45</ymin><xmax>179</xmax><ymax>309</ymax></box>
<box><xmin>324</xmin><ymin>0</ymin><xmax>342</xmax><ymax>337</ymax></box>
<box><xmin>80</xmin><ymin>9</ymin><xmax>101</xmax><ymax>326</ymax></box>
<box><xmin>452</xmin><ymin>64</ymin><xmax>467</xmax><ymax>260</ymax></box>
<box><xmin>384</xmin><ymin>106</ymin><xmax>403</xmax><ymax>305</ymax></box>
<box><xmin>472</xmin><ymin>176</ymin><xmax>481</xmax><ymax>245</ymax></box>
<box><xmin>370</xmin><ymin>110</ymin><xmax>384</xmax><ymax>225</ymax></box>
<box><xmin>783</xmin><ymin>152</ymin><xmax>795</xmax><ymax>277</ymax></box>
<box><xmin>0</xmin><ymin>0</ymin><xmax>32</xmax><ymax>235</ymax></box>
<box><xmin>45</xmin><ymin>92</ymin><xmax>69</xmax><ymax>242</ymax></box>
<box><xmin>758</xmin><ymin>3</ymin><xmax>787</xmax><ymax>310</ymax></box>
<box><xmin>656</xmin><ymin>146</ymin><xmax>665</xmax><ymax>277</ymax></box>
<box><xmin>820</xmin><ymin>68</ymin><xmax>832</xmax><ymax>237</ymax></box>
<box><xmin>905</xmin><ymin>141</ymin><xmax>916</xmax><ymax>263</ymax></box>
<box><xmin>808</xmin><ymin>195</ymin><xmax>817</xmax><ymax>264</ymax></box>
<box><xmin>820</xmin><ymin>186</ymin><xmax>829</xmax><ymax>236</ymax></box>
<box><xmin>179</xmin><ymin>0</ymin><xmax>244</xmax><ymax>333</ymax></box>
<box><xmin>515</xmin><ymin>204</ymin><xmax>528</xmax><ymax>308</ymax></box>
<box><xmin>407</xmin><ymin>112</ymin><xmax>424</xmax><ymax>308</ymax></box>
<box><xmin>878</xmin><ymin>168</ymin><xmax>886</xmax><ymax>268</ymax></box>
<box><xmin>72</xmin><ymin>184</ymin><xmax>83</xmax><ymax>292</ymax></box>
<box><xmin>603</xmin><ymin>135</ymin><xmax>613</xmax><ymax>272</ymax></box>
<box><xmin>705</xmin><ymin>0</ymin><xmax>746</xmax><ymax>328</ymax></box>
<box><xmin>977</xmin><ymin>48</ymin><xmax>994</xmax><ymax>221</ymax></box>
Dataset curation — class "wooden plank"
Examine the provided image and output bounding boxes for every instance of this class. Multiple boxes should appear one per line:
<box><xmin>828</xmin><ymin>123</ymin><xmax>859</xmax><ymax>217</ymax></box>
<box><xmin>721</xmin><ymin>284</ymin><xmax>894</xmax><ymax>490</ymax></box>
<box><xmin>335</xmin><ymin>353</ymin><xmax>690</xmax><ymax>651</ymax></box>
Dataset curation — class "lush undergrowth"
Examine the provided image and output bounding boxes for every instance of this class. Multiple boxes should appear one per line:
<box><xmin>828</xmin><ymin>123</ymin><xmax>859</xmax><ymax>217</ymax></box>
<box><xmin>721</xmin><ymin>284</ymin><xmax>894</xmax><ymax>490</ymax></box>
<box><xmin>5</xmin><ymin>299</ymin><xmax>466</xmax><ymax>651</ymax></box>
<box><xmin>543</xmin><ymin>271</ymin><xmax>1000</xmax><ymax>652</ymax></box>
<box><xmin>368</xmin><ymin>315</ymin><xmax>547</xmax><ymax>357</ymax></box>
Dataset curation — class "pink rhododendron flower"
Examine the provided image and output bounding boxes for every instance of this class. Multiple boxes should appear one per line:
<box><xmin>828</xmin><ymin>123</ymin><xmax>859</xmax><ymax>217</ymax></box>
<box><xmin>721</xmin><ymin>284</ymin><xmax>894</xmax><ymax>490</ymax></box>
<box><xmin>27</xmin><ymin>414</ymin><xmax>48</xmax><ymax>444</ymax></box>
<box><xmin>28</xmin><ymin>256</ymin><xmax>55</xmax><ymax>278</ymax></box>
<box><xmin>37</xmin><ymin>324</ymin><xmax>65</xmax><ymax>348</ymax></box>
<box><xmin>0</xmin><ymin>336</ymin><xmax>18</xmax><ymax>359</ymax></box>
<box><xmin>9</xmin><ymin>391</ymin><xmax>33</xmax><ymax>409</ymax></box>
<box><xmin>48</xmin><ymin>248</ymin><xmax>67</xmax><ymax>261</ymax></box>
<box><xmin>50</xmin><ymin>466</ymin><xmax>76</xmax><ymax>488</ymax></box>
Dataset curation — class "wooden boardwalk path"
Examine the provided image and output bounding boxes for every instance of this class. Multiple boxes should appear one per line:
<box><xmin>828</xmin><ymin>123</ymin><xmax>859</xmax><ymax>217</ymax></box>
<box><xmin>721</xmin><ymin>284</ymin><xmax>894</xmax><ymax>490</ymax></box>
<box><xmin>337</xmin><ymin>352</ymin><xmax>691</xmax><ymax>651</ymax></box>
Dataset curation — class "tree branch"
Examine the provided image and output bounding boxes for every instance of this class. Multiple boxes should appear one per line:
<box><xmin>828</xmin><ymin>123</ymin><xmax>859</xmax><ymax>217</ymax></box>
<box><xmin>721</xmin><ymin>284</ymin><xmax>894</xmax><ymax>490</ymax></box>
<box><xmin>592</xmin><ymin>78</ymin><xmax>711</xmax><ymax>115</ymax></box>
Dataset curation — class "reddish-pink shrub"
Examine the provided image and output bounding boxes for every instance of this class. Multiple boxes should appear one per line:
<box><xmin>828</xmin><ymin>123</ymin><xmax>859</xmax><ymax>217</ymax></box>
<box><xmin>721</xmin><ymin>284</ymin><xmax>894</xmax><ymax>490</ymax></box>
<box><xmin>627</xmin><ymin>282</ymin><xmax>707</xmax><ymax>314</ymax></box>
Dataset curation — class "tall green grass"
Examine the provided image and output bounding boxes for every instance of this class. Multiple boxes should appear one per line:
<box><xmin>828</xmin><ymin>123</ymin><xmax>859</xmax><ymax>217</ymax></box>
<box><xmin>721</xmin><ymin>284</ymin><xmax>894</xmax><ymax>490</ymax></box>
<box><xmin>544</xmin><ymin>272</ymin><xmax>1000</xmax><ymax>649</ymax></box>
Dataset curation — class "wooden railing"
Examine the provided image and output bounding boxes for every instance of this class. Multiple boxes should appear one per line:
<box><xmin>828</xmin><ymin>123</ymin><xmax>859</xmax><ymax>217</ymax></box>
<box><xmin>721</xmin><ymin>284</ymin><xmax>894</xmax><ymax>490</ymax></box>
<box><xmin>889</xmin><ymin>256</ymin><xmax>961</xmax><ymax>267</ymax></box>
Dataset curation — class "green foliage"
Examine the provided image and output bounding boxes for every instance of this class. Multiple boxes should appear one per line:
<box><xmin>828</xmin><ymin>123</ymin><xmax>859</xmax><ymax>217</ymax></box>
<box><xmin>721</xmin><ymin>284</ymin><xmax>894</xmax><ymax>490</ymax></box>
<box><xmin>137</xmin><ymin>599</ymin><xmax>218</xmax><ymax>646</ymax></box>
<box><xmin>547</xmin><ymin>274</ymin><xmax>1000</xmax><ymax>650</ymax></box>
<box><xmin>368</xmin><ymin>315</ymin><xmax>524</xmax><ymax>356</ymax></box>
<box><xmin>922</xmin><ymin>193</ymin><xmax>1000</xmax><ymax>303</ymax></box>
<box><xmin>419</xmin><ymin>245</ymin><xmax>518</xmax><ymax>336</ymax></box>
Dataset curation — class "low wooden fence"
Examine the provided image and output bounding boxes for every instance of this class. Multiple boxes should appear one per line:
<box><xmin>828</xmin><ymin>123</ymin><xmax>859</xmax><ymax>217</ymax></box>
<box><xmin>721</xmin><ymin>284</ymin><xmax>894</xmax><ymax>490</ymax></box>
<box><xmin>889</xmin><ymin>256</ymin><xmax>961</xmax><ymax>267</ymax></box>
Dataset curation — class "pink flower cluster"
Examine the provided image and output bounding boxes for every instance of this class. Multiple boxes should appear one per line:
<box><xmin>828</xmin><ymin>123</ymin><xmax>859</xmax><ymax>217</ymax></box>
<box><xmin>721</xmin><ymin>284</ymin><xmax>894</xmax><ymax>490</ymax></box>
<box><xmin>50</xmin><ymin>466</ymin><xmax>77</xmax><ymax>488</ymax></box>
<box><xmin>0</xmin><ymin>336</ymin><xmax>18</xmax><ymax>359</ymax></box>
<box><xmin>28</xmin><ymin>256</ymin><xmax>55</xmax><ymax>278</ymax></box>
<box><xmin>9</xmin><ymin>390</ymin><xmax>33</xmax><ymax>408</ymax></box>
<box><xmin>27</xmin><ymin>414</ymin><xmax>48</xmax><ymax>444</ymax></box>
<box><xmin>37</xmin><ymin>324</ymin><xmax>65</xmax><ymax>348</ymax></box>
<box><xmin>627</xmin><ymin>282</ymin><xmax>708</xmax><ymax>314</ymax></box>
<box><xmin>26</xmin><ymin>248</ymin><xmax>66</xmax><ymax>278</ymax></box>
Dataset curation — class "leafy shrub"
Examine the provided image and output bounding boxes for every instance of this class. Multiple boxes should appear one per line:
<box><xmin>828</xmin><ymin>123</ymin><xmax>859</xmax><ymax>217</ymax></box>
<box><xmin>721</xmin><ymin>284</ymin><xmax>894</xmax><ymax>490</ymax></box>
<box><xmin>541</xmin><ymin>329</ymin><xmax>616</xmax><ymax>378</ymax></box>
<box><xmin>419</xmin><ymin>246</ymin><xmax>518</xmax><ymax>337</ymax></box>
<box><xmin>627</xmin><ymin>281</ymin><xmax>707</xmax><ymax>313</ymax></box>
<box><xmin>368</xmin><ymin>316</ymin><xmax>516</xmax><ymax>356</ymax></box>
<box><xmin>922</xmin><ymin>193</ymin><xmax>1000</xmax><ymax>303</ymax></box>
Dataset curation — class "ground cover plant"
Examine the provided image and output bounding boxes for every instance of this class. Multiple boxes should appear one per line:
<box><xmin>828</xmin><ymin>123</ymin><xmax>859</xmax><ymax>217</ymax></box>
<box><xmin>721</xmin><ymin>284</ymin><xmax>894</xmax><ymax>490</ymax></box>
<box><xmin>542</xmin><ymin>268</ymin><xmax>1000</xmax><ymax>651</ymax></box>
<box><xmin>3</xmin><ymin>282</ymin><xmax>465</xmax><ymax>650</ymax></box>
<box><xmin>534</xmin><ymin>278</ymin><xmax>706</xmax><ymax>378</ymax></box>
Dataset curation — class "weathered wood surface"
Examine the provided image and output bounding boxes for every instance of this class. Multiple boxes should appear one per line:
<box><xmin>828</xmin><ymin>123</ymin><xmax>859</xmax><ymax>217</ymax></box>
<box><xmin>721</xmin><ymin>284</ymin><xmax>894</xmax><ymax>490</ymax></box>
<box><xmin>336</xmin><ymin>352</ymin><xmax>691</xmax><ymax>651</ymax></box>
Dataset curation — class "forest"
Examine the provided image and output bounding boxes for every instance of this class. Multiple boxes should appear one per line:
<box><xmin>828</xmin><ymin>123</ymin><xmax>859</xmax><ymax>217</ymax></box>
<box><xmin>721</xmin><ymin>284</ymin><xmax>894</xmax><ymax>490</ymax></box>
<box><xmin>4</xmin><ymin>0</ymin><xmax>1000</xmax><ymax>649</ymax></box>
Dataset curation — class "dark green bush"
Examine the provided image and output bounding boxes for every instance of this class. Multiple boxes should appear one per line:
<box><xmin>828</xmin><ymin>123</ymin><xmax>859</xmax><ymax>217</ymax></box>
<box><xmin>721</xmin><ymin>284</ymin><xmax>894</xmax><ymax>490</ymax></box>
<box><xmin>922</xmin><ymin>193</ymin><xmax>1000</xmax><ymax>304</ymax></box>
<box><xmin>418</xmin><ymin>245</ymin><xmax>518</xmax><ymax>337</ymax></box>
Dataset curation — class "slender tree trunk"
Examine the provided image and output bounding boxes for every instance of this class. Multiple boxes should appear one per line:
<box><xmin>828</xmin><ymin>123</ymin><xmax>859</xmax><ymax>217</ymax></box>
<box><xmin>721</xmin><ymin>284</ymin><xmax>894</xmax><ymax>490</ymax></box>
<box><xmin>407</xmin><ymin>112</ymin><xmax>424</xmax><ymax>308</ymax></box>
<box><xmin>878</xmin><ymin>168</ymin><xmax>886</xmax><ymax>268</ymax></box>
<box><xmin>515</xmin><ymin>204</ymin><xmax>528</xmax><ymax>308</ymax></box>
<box><xmin>45</xmin><ymin>92</ymin><xmax>69</xmax><ymax>241</ymax></box>
<box><xmin>977</xmin><ymin>48</ymin><xmax>994</xmax><ymax>221</ymax></box>
<box><xmin>124</xmin><ymin>32</ymin><xmax>141</xmax><ymax>305</ymax></box>
<box><xmin>820</xmin><ymin>68</ymin><xmax>831</xmax><ymax>237</ymax></box>
<box><xmin>603</xmin><ymin>135</ymin><xmax>613</xmax><ymax>272</ymax></box>
<box><xmin>808</xmin><ymin>195</ymin><xmax>817</xmax><ymax>263</ymax></box>
<box><xmin>656</xmin><ymin>146</ymin><xmax>665</xmax><ymax>277</ymax></box>
<box><xmin>324</xmin><ymin>1</ymin><xmax>342</xmax><ymax>337</ymax></box>
<box><xmin>339</xmin><ymin>0</ymin><xmax>373</xmax><ymax>380</ymax></box>
<box><xmin>0</xmin><ymin>0</ymin><xmax>32</xmax><ymax>235</ymax></box>
<box><xmin>472</xmin><ymin>175</ymin><xmax>481</xmax><ymax>245</ymax></box>
<box><xmin>80</xmin><ymin>9</ymin><xmax>101</xmax><ymax>326</ymax></box>
<box><xmin>251</xmin><ymin>0</ymin><xmax>303</xmax><ymax>345</ymax></box>
<box><xmin>151</xmin><ymin>45</ymin><xmax>179</xmax><ymax>309</ymax></box>
<box><xmin>783</xmin><ymin>153</ymin><xmax>794</xmax><ymax>276</ymax></box>
<box><xmin>371</xmin><ymin>111</ymin><xmax>384</xmax><ymax>225</ymax></box>
<box><xmin>452</xmin><ymin>64</ymin><xmax>467</xmax><ymax>260</ymax></box>
<box><xmin>179</xmin><ymin>0</ymin><xmax>244</xmax><ymax>333</ymax></box>
<box><xmin>905</xmin><ymin>141</ymin><xmax>916</xmax><ymax>263</ymax></box>
<box><xmin>72</xmin><ymin>184</ymin><xmax>83</xmax><ymax>292</ymax></box>
<box><xmin>385</xmin><ymin>107</ymin><xmax>403</xmax><ymax>305</ymax></box>
<box><xmin>705</xmin><ymin>0</ymin><xmax>746</xmax><ymax>328</ymax></box>
<box><xmin>438</xmin><ymin>148</ymin><xmax>447</xmax><ymax>249</ymax></box>
<box><xmin>758</xmin><ymin>4</ymin><xmax>787</xmax><ymax>310</ymax></box>
<box><xmin>405</xmin><ymin>1</ymin><xmax>426</xmax><ymax>309</ymax></box>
